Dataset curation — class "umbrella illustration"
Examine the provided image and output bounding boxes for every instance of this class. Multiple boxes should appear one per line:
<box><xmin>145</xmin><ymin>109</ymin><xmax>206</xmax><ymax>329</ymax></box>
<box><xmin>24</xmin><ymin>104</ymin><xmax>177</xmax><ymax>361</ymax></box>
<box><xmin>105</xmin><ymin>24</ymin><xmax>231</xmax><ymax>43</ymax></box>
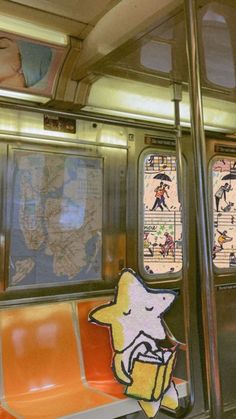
<box><xmin>222</xmin><ymin>172</ymin><xmax>236</xmax><ymax>180</ymax></box>
<box><xmin>153</xmin><ymin>173</ymin><xmax>172</xmax><ymax>181</ymax></box>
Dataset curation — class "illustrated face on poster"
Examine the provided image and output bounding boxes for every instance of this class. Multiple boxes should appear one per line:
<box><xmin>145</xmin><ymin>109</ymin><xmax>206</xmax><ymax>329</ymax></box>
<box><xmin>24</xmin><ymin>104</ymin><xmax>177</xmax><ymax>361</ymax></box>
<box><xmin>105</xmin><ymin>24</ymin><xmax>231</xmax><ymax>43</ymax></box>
<box><xmin>0</xmin><ymin>32</ymin><xmax>66</xmax><ymax>95</ymax></box>
<box><xmin>212</xmin><ymin>157</ymin><xmax>236</xmax><ymax>268</ymax></box>
<box><xmin>89</xmin><ymin>269</ymin><xmax>179</xmax><ymax>418</ymax></box>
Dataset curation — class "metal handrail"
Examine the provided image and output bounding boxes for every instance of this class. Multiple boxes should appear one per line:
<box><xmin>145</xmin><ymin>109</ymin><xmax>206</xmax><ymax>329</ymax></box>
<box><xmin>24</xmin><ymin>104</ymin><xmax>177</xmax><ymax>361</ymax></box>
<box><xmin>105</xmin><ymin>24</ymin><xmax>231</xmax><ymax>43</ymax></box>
<box><xmin>184</xmin><ymin>1</ymin><xmax>223</xmax><ymax>418</ymax></box>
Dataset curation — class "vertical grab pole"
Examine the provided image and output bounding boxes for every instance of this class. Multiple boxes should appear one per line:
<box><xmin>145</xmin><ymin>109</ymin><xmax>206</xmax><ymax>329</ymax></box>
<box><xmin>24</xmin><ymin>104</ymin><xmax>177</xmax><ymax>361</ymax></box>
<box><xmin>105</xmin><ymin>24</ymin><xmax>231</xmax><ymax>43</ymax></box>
<box><xmin>171</xmin><ymin>83</ymin><xmax>183</xmax><ymax>200</ymax></box>
<box><xmin>184</xmin><ymin>1</ymin><xmax>222</xmax><ymax>418</ymax></box>
<box><xmin>171</xmin><ymin>83</ymin><xmax>195</xmax><ymax>408</ymax></box>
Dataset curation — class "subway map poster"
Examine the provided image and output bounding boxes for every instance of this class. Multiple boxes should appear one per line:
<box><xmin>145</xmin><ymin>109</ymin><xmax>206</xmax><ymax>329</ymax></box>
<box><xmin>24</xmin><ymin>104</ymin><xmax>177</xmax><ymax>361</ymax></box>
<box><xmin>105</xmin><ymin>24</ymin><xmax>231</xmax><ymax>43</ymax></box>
<box><xmin>8</xmin><ymin>150</ymin><xmax>102</xmax><ymax>287</ymax></box>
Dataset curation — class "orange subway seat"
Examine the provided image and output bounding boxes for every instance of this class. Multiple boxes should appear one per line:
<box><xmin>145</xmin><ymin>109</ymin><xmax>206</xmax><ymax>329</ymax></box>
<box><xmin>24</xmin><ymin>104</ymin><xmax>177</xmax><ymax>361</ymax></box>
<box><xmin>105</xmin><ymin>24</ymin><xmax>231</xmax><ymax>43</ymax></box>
<box><xmin>0</xmin><ymin>302</ymin><xmax>117</xmax><ymax>419</ymax></box>
<box><xmin>0</xmin><ymin>406</ymin><xmax>15</xmax><ymax>419</ymax></box>
<box><xmin>77</xmin><ymin>298</ymin><xmax>126</xmax><ymax>398</ymax></box>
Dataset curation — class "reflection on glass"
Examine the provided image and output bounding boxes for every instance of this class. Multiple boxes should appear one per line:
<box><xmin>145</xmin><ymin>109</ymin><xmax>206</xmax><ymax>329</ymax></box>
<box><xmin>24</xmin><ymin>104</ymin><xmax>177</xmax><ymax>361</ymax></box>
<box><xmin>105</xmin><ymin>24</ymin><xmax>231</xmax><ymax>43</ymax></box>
<box><xmin>9</xmin><ymin>150</ymin><xmax>103</xmax><ymax>287</ymax></box>
<box><xmin>140</xmin><ymin>41</ymin><xmax>172</xmax><ymax>73</ymax></box>
<box><xmin>202</xmin><ymin>4</ymin><xmax>236</xmax><ymax>88</ymax></box>
<box><xmin>142</xmin><ymin>154</ymin><xmax>182</xmax><ymax>275</ymax></box>
<box><xmin>212</xmin><ymin>158</ymin><xmax>236</xmax><ymax>268</ymax></box>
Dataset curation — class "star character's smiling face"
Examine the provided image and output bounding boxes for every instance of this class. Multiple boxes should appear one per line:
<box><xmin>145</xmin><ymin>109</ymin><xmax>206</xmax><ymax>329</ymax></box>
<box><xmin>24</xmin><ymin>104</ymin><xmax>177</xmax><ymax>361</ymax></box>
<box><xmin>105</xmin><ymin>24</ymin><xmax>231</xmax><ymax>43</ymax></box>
<box><xmin>89</xmin><ymin>269</ymin><xmax>177</xmax><ymax>352</ymax></box>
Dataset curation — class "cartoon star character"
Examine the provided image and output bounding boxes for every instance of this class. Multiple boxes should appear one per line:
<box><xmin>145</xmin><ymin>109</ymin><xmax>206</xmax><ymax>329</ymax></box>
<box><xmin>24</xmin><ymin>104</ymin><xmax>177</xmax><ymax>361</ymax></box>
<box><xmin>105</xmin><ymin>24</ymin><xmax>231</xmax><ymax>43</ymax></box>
<box><xmin>89</xmin><ymin>268</ymin><xmax>179</xmax><ymax>418</ymax></box>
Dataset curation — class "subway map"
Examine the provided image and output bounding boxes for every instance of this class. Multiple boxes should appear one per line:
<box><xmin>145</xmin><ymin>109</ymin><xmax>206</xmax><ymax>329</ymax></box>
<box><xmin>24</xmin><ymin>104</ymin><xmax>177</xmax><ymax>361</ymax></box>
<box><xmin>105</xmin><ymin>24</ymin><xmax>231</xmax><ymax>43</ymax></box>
<box><xmin>9</xmin><ymin>150</ymin><xmax>102</xmax><ymax>287</ymax></box>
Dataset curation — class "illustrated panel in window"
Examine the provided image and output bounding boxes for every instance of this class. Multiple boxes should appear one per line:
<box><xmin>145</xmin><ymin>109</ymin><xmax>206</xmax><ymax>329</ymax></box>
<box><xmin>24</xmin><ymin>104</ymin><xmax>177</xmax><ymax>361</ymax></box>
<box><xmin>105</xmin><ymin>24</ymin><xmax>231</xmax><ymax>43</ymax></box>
<box><xmin>212</xmin><ymin>157</ymin><xmax>236</xmax><ymax>268</ymax></box>
<box><xmin>142</xmin><ymin>153</ymin><xmax>182</xmax><ymax>276</ymax></box>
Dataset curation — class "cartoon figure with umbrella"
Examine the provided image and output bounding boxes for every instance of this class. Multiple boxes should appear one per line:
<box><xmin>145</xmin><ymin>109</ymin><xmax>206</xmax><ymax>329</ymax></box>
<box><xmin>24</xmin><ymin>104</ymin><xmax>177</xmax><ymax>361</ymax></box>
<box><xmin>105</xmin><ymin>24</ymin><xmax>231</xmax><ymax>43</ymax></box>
<box><xmin>214</xmin><ymin>167</ymin><xmax>235</xmax><ymax>212</ymax></box>
<box><xmin>150</xmin><ymin>173</ymin><xmax>171</xmax><ymax>211</ymax></box>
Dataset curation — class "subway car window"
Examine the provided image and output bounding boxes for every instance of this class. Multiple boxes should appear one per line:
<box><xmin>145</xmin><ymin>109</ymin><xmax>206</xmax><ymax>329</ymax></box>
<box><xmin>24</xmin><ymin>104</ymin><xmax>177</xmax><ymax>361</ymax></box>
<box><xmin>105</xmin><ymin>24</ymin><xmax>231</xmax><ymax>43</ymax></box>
<box><xmin>141</xmin><ymin>152</ymin><xmax>182</xmax><ymax>276</ymax></box>
<box><xmin>201</xmin><ymin>3</ymin><xmax>236</xmax><ymax>89</ymax></box>
<box><xmin>212</xmin><ymin>157</ymin><xmax>236</xmax><ymax>268</ymax></box>
<box><xmin>7</xmin><ymin>148</ymin><xmax>103</xmax><ymax>288</ymax></box>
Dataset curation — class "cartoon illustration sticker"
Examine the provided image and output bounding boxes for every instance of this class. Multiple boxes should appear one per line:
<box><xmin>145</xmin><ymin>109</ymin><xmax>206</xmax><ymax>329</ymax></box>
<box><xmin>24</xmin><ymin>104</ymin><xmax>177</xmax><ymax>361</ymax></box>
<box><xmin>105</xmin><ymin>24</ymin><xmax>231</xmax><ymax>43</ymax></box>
<box><xmin>89</xmin><ymin>269</ymin><xmax>179</xmax><ymax>418</ymax></box>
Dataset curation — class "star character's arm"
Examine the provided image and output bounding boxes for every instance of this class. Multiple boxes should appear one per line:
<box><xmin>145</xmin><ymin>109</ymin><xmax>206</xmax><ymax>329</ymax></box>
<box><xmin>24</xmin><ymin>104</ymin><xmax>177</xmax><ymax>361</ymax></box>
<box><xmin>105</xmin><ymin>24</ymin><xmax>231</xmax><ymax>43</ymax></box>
<box><xmin>119</xmin><ymin>332</ymin><xmax>159</xmax><ymax>375</ymax></box>
<box><xmin>113</xmin><ymin>353</ymin><xmax>132</xmax><ymax>385</ymax></box>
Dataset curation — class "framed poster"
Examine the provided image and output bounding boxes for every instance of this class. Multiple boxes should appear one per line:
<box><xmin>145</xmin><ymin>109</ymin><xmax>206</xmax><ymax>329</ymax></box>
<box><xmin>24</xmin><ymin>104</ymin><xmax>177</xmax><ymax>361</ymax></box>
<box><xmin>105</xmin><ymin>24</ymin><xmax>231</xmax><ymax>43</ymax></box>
<box><xmin>0</xmin><ymin>31</ymin><xmax>67</xmax><ymax>96</ymax></box>
<box><xmin>7</xmin><ymin>148</ymin><xmax>103</xmax><ymax>287</ymax></box>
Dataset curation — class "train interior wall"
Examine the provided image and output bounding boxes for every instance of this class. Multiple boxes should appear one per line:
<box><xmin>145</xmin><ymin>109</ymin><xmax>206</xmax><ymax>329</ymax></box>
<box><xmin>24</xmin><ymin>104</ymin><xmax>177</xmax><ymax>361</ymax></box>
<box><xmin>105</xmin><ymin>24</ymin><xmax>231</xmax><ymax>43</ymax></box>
<box><xmin>0</xmin><ymin>0</ymin><xmax>236</xmax><ymax>418</ymax></box>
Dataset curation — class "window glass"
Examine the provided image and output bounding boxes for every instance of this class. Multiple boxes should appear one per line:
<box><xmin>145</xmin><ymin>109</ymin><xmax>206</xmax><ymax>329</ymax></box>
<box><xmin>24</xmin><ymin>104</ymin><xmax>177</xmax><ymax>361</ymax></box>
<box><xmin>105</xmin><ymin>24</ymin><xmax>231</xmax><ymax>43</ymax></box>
<box><xmin>142</xmin><ymin>153</ymin><xmax>182</xmax><ymax>276</ymax></box>
<box><xmin>212</xmin><ymin>158</ymin><xmax>236</xmax><ymax>268</ymax></box>
<box><xmin>8</xmin><ymin>149</ymin><xmax>103</xmax><ymax>287</ymax></box>
<box><xmin>202</xmin><ymin>4</ymin><xmax>236</xmax><ymax>89</ymax></box>
<box><xmin>140</xmin><ymin>41</ymin><xmax>172</xmax><ymax>73</ymax></box>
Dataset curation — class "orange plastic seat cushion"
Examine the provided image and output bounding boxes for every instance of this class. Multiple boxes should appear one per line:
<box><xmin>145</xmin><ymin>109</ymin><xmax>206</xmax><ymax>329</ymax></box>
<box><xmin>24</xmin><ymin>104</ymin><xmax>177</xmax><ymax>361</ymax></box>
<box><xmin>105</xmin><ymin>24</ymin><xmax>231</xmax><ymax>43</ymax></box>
<box><xmin>77</xmin><ymin>299</ymin><xmax>126</xmax><ymax>398</ymax></box>
<box><xmin>0</xmin><ymin>302</ymin><xmax>117</xmax><ymax>419</ymax></box>
<box><xmin>0</xmin><ymin>406</ymin><xmax>15</xmax><ymax>419</ymax></box>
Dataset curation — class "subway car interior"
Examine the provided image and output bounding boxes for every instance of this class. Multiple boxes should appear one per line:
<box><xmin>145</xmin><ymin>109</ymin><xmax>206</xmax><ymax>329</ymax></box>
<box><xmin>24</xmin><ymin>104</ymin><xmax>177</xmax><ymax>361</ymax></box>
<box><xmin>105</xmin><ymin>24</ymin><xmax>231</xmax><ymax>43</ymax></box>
<box><xmin>0</xmin><ymin>0</ymin><xmax>236</xmax><ymax>418</ymax></box>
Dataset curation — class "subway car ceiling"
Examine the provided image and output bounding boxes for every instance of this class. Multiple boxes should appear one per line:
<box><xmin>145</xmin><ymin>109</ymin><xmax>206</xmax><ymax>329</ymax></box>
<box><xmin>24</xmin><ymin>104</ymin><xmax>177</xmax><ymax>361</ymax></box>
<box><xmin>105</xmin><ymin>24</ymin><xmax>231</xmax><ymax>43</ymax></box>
<box><xmin>1</xmin><ymin>0</ymin><xmax>236</xmax><ymax>132</ymax></box>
